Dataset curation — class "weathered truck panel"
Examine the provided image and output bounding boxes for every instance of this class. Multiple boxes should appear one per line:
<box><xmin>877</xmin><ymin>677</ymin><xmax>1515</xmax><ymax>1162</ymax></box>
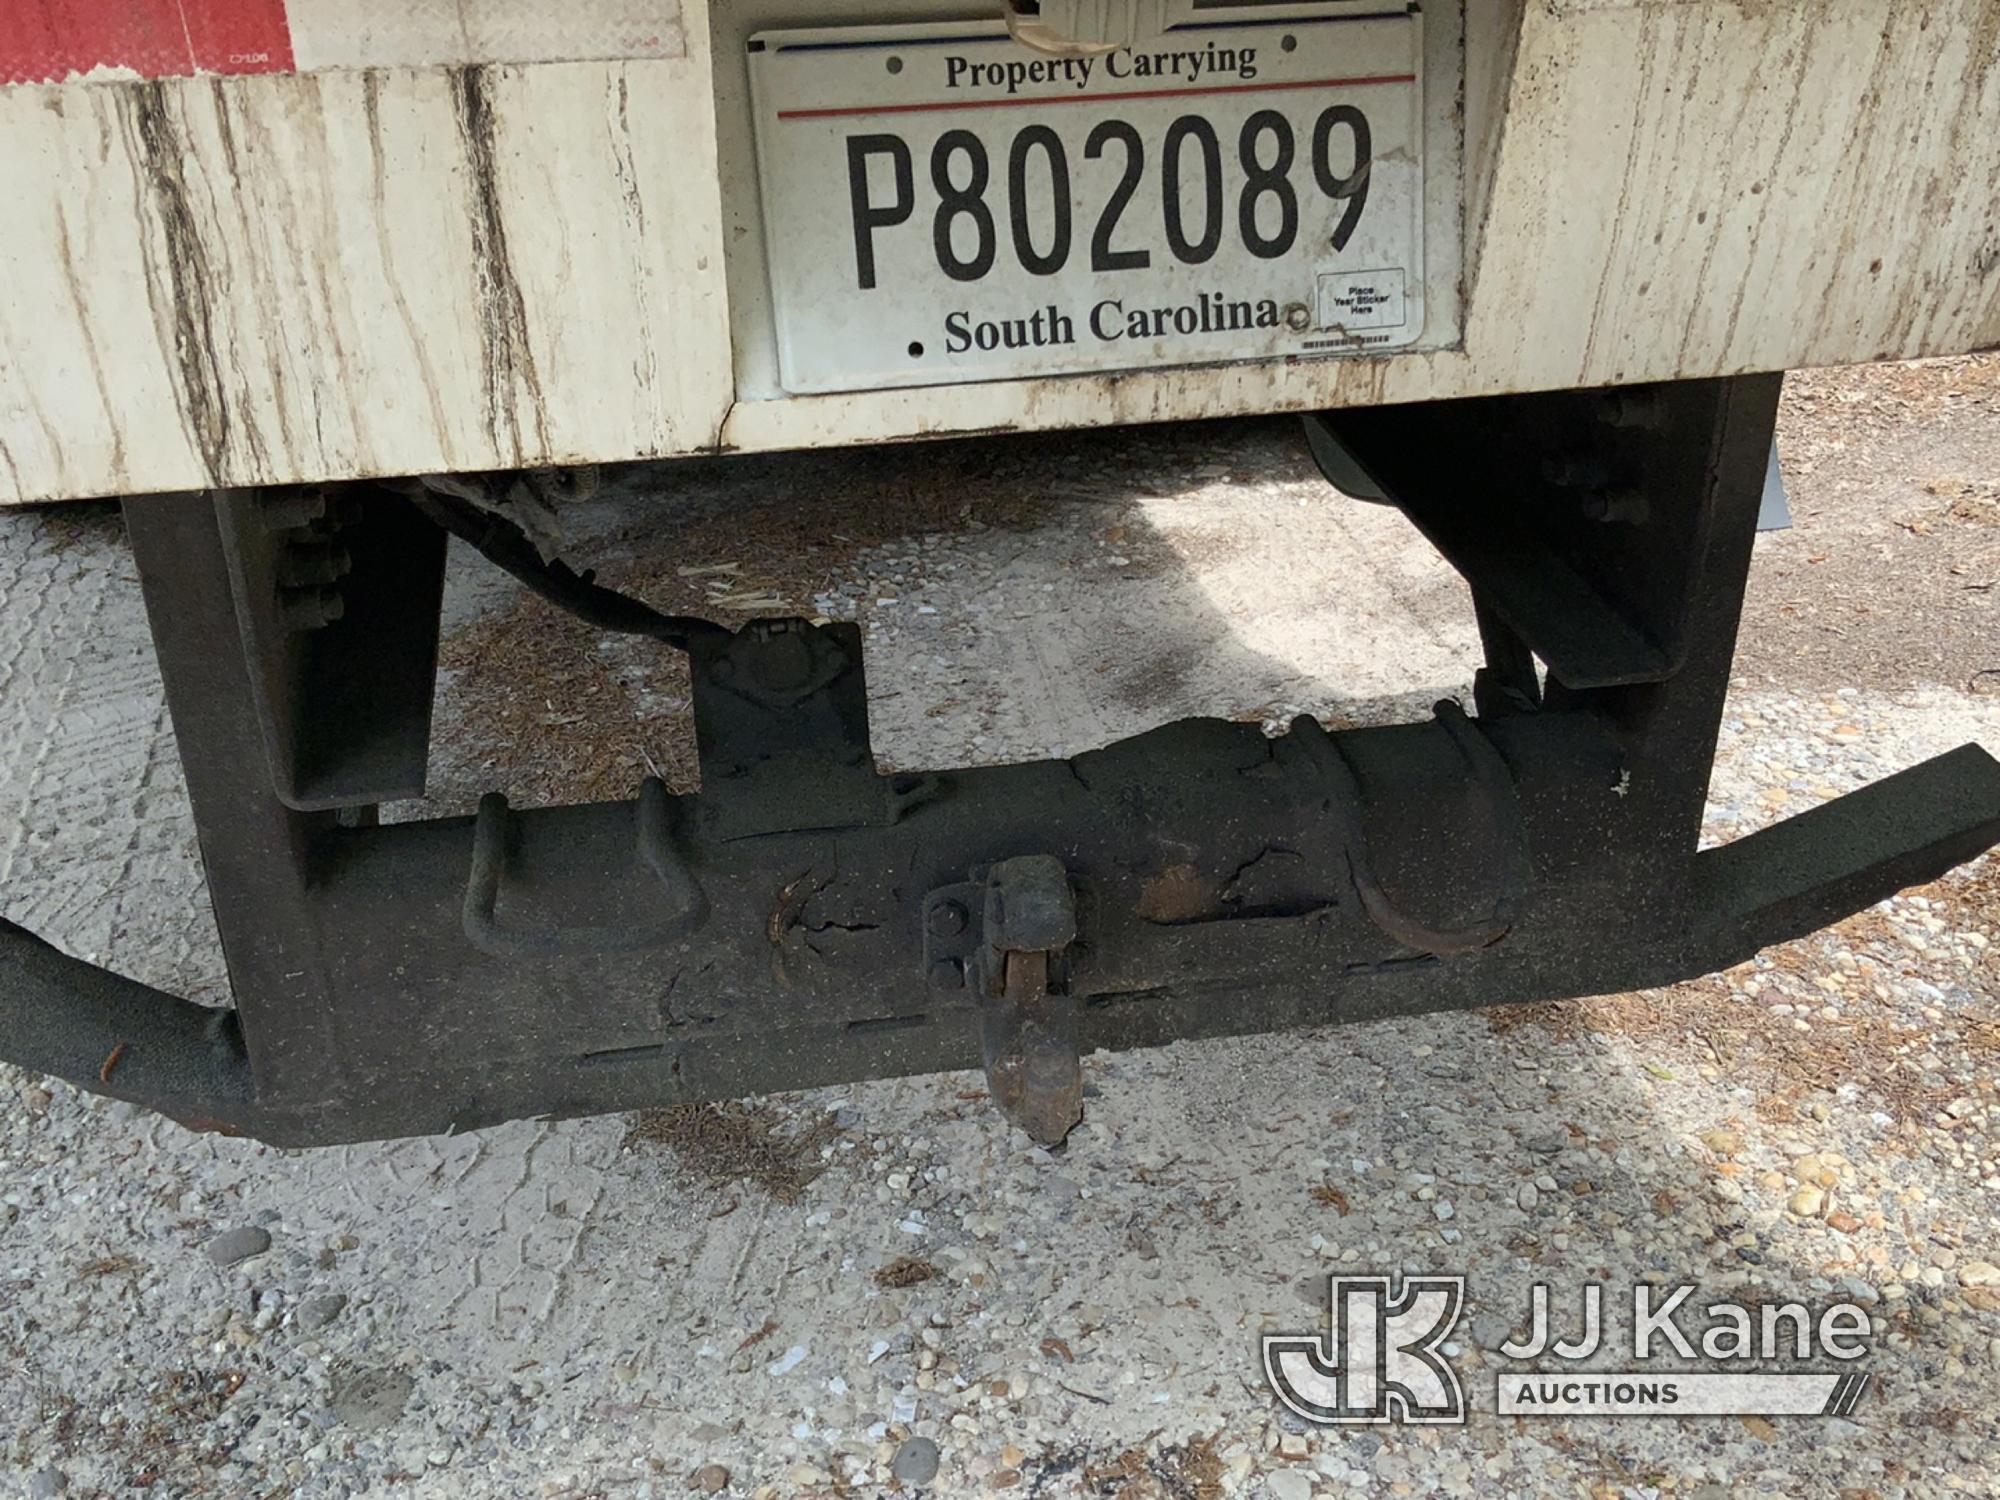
<box><xmin>2</xmin><ymin>0</ymin><xmax>1996</xmax><ymax>505</ymax></box>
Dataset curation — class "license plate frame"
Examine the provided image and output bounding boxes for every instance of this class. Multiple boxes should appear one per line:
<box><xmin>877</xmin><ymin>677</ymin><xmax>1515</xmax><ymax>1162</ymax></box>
<box><xmin>747</xmin><ymin>5</ymin><xmax>1428</xmax><ymax>396</ymax></box>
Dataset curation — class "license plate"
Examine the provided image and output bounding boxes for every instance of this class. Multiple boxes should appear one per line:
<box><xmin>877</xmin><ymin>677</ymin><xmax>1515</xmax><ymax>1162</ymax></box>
<box><xmin>748</xmin><ymin>7</ymin><xmax>1425</xmax><ymax>395</ymax></box>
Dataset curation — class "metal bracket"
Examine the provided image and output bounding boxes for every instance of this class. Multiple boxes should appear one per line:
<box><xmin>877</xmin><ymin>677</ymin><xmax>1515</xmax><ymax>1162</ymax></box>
<box><xmin>952</xmin><ymin>855</ymin><xmax>1084</xmax><ymax>1146</ymax></box>
<box><xmin>1294</xmin><ymin>701</ymin><xmax>1529</xmax><ymax>955</ymax></box>
<box><xmin>462</xmin><ymin>778</ymin><xmax>706</xmax><ymax>957</ymax></box>
<box><xmin>925</xmin><ymin>856</ymin><xmax>1081</xmax><ymax>1002</ymax></box>
<box><xmin>1312</xmin><ymin>383</ymin><xmax>1732</xmax><ymax>689</ymax></box>
<box><xmin>213</xmin><ymin>489</ymin><xmax>447</xmax><ymax>810</ymax></box>
<box><xmin>690</xmin><ymin>618</ymin><xmax>939</xmax><ymax>840</ymax></box>
<box><xmin>5</xmin><ymin>377</ymin><xmax>1994</xmax><ymax>1147</ymax></box>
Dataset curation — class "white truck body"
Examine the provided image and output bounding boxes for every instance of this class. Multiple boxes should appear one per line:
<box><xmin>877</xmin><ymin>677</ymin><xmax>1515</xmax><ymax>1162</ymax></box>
<box><xmin>1</xmin><ymin>0</ymin><xmax>1996</xmax><ymax>505</ymax></box>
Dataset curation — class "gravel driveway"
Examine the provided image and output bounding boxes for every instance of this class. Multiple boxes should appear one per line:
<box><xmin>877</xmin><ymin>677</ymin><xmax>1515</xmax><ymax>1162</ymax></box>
<box><xmin>1</xmin><ymin>361</ymin><xmax>1996</xmax><ymax>1499</ymax></box>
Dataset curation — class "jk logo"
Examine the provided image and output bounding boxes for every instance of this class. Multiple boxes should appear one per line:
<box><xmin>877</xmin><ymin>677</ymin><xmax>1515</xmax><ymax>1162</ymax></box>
<box><xmin>1263</xmin><ymin>1275</ymin><xmax>1467</xmax><ymax>1425</ymax></box>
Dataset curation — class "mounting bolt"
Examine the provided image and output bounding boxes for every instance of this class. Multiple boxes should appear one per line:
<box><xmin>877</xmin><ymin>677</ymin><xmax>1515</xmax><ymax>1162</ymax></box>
<box><xmin>321</xmin><ymin>496</ymin><xmax>364</xmax><ymax>529</ymax></box>
<box><xmin>927</xmin><ymin>957</ymin><xmax>965</xmax><ymax>990</ymax></box>
<box><xmin>928</xmin><ymin>901</ymin><xmax>967</xmax><ymax>939</ymax></box>
<box><xmin>1580</xmin><ymin>487</ymin><xmax>1651</xmax><ymax>525</ymax></box>
<box><xmin>258</xmin><ymin>489</ymin><xmax>328</xmax><ymax>532</ymax></box>
<box><xmin>1596</xmin><ymin>389</ymin><xmax>1665</xmax><ymax>430</ymax></box>
<box><xmin>277</xmin><ymin>542</ymin><xmax>354</xmax><ymax>588</ymax></box>
<box><xmin>277</xmin><ymin>585</ymin><xmax>345</xmax><ymax>631</ymax></box>
<box><xmin>1540</xmin><ymin>452</ymin><xmax>1609</xmax><ymax>489</ymax></box>
<box><xmin>1285</xmin><ymin>302</ymin><xmax>1312</xmax><ymax>331</ymax></box>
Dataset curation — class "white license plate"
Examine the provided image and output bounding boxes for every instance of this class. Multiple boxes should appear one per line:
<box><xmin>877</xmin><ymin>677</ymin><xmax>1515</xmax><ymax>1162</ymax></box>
<box><xmin>748</xmin><ymin>7</ymin><xmax>1425</xmax><ymax>395</ymax></box>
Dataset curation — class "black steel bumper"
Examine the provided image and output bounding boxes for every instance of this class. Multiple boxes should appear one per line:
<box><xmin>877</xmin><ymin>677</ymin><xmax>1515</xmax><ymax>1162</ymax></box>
<box><xmin>3</xmin><ymin>737</ymin><xmax>1996</xmax><ymax>1146</ymax></box>
<box><xmin>2</xmin><ymin>374</ymin><xmax>1995</xmax><ymax>1146</ymax></box>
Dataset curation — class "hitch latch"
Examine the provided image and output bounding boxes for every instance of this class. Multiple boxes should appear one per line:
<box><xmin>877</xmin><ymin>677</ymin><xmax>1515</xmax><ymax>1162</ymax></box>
<box><xmin>929</xmin><ymin>855</ymin><xmax>1083</xmax><ymax>1145</ymax></box>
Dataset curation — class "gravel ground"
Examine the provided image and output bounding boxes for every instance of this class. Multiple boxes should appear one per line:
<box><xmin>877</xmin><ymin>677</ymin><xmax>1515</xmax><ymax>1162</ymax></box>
<box><xmin>1</xmin><ymin>361</ymin><xmax>1996</xmax><ymax>1499</ymax></box>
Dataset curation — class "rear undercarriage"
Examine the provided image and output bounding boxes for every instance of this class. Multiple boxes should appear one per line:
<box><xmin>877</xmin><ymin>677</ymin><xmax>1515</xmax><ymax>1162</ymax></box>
<box><xmin>4</xmin><ymin>375</ymin><xmax>1996</xmax><ymax>1147</ymax></box>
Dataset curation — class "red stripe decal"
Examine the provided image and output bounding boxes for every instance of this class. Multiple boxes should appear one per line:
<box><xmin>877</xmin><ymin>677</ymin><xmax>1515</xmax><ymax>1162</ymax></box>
<box><xmin>2</xmin><ymin>0</ymin><xmax>292</xmax><ymax>85</ymax></box>
<box><xmin>776</xmin><ymin>73</ymin><xmax>1417</xmax><ymax>121</ymax></box>
<box><xmin>184</xmin><ymin>0</ymin><xmax>294</xmax><ymax>76</ymax></box>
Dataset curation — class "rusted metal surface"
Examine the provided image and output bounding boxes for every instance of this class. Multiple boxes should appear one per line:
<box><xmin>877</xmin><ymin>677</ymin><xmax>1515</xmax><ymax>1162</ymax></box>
<box><xmin>982</xmin><ymin>951</ymin><xmax>1084</xmax><ymax>1149</ymax></box>
<box><xmin>1292</xmin><ymin>705</ymin><xmax>1527</xmax><ymax>957</ymax></box>
<box><xmin>3</xmin><ymin>376</ymin><xmax>1999</xmax><ymax>1146</ymax></box>
<box><xmin>974</xmin><ymin>857</ymin><xmax>1083</xmax><ymax>1145</ymax></box>
<box><xmin>2</xmin><ymin>1</ymin><xmax>1998</xmax><ymax>503</ymax></box>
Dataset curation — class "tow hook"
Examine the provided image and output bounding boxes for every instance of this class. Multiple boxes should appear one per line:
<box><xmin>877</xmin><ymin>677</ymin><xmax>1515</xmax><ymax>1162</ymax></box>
<box><xmin>930</xmin><ymin>855</ymin><xmax>1083</xmax><ymax>1146</ymax></box>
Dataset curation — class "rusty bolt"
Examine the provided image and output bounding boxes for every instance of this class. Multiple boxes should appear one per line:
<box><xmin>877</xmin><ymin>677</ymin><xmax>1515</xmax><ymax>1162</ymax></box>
<box><xmin>928</xmin><ymin>901</ymin><xmax>967</xmax><ymax>939</ymax></box>
<box><xmin>1284</xmin><ymin>302</ymin><xmax>1312</xmax><ymax>331</ymax></box>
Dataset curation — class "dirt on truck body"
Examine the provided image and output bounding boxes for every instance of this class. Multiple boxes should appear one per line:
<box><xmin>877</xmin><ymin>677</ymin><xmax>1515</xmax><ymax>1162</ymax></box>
<box><xmin>0</xmin><ymin>6</ymin><xmax>1995</xmax><ymax>1176</ymax></box>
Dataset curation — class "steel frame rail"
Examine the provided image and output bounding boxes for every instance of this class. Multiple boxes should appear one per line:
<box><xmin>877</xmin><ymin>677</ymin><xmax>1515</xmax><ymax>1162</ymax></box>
<box><xmin>2</xmin><ymin>375</ymin><xmax>1996</xmax><ymax>1144</ymax></box>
